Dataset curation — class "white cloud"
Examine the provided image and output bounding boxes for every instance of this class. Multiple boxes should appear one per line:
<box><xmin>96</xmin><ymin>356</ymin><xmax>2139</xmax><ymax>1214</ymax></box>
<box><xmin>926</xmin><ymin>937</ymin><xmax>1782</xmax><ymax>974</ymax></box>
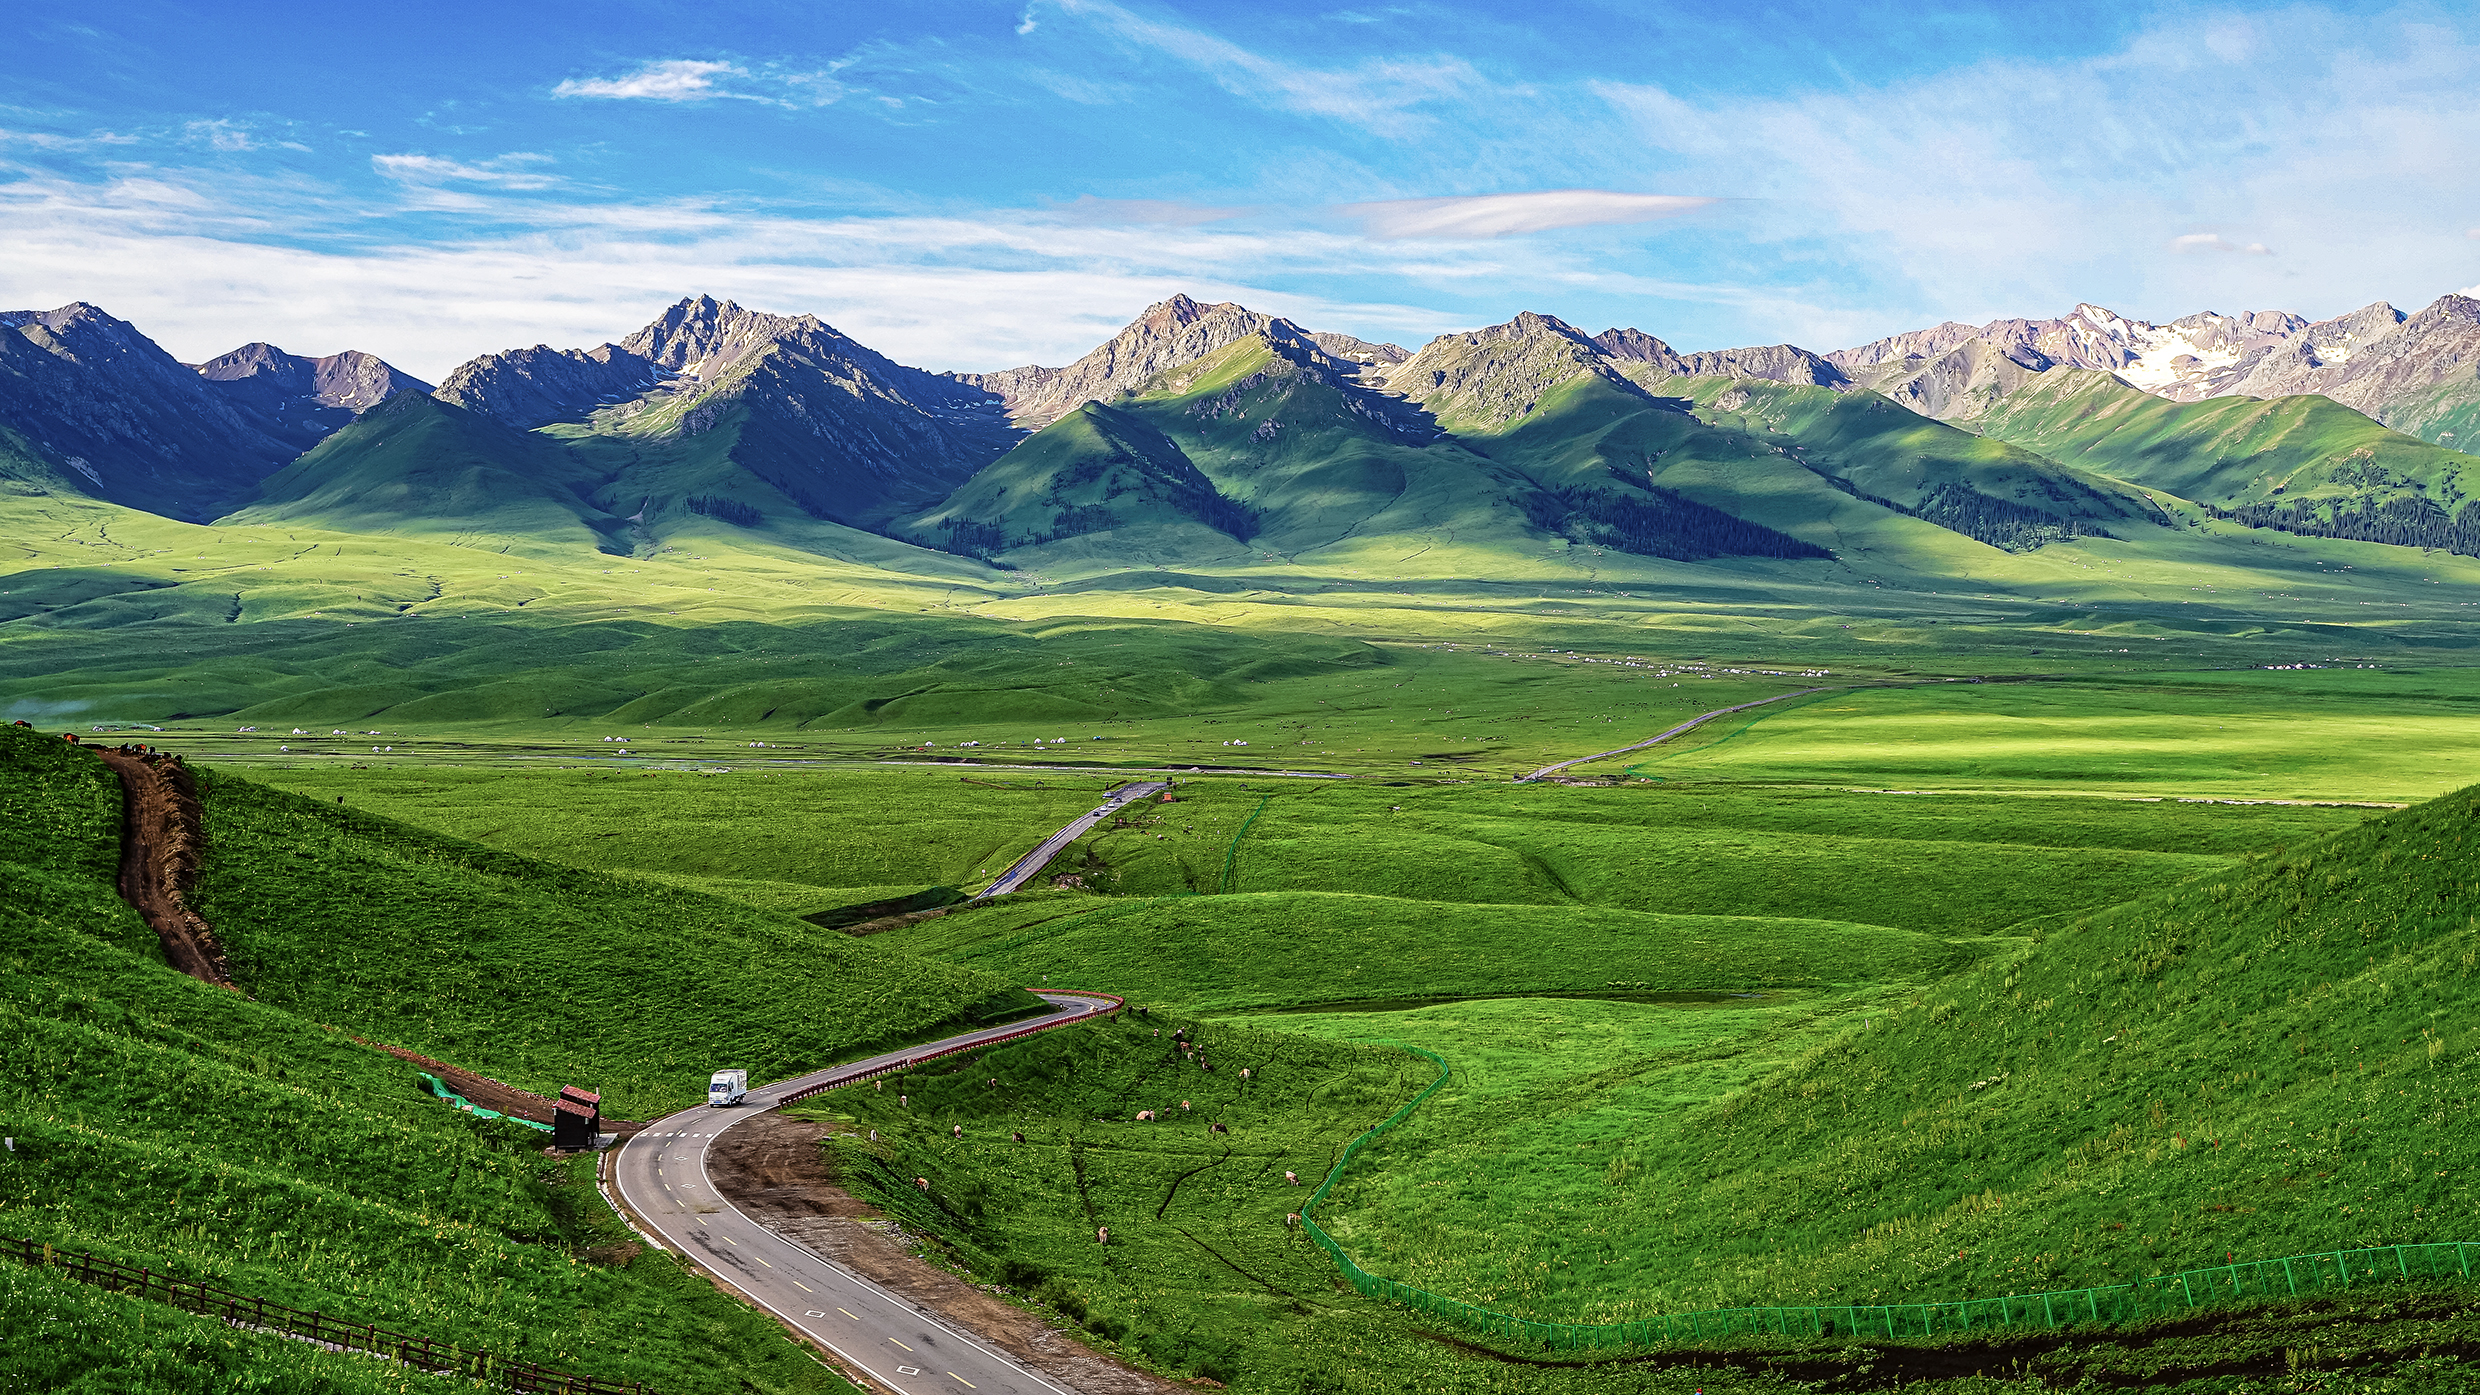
<box><xmin>1590</xmin><ymin>8</ymin><xmax>2480</xmax><ymax>336</ymax></box>
<box><xmin>371</xmin><ymin>153</ymin><xmax>559</xmax><ymax>190</ymax></box>
<box><xmin>1343</xmin><ymin>190</ymin><xmax>1715</xmax><ymax>239</ymax></box>
<box><xmin>553</xmin><ymin>59</ymin><xmax>747</xmax><ymax>102</ymax></box>
<box><xmin>1017</xmin><ymin>6</ymin><xmax>1039</xmax><ymax>35</ymax></box>
<box><xmin>182</xmin><ymin>119</ymin><xmax>259</xmax><ymax>152</ymax></box>
<box><xmin>0</xmin><ymin>164</ymin><xmax>1511</xmax><ymax>378</ymax></box>
<box><xmin>1053</xmin><ymin>196</ymin><xmax>1249</xmax><ymax>226</ymax></box>
<box><xmin>2167</xmin><ymin>232</ymin><xmax>2273</xmax><ymax>255</ymax></box>
<box><xmin>1052</xmin><ymin>0</ymin><xmax>1486</xmax><ymax>135</ymax></box>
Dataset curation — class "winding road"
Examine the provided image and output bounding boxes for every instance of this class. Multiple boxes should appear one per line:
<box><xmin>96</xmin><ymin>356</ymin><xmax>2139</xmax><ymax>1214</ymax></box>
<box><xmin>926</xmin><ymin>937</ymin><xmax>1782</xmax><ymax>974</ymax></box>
<box><xmin>608</xmin><ymin>992</ymin><xmax>1121</xmax><ymax>1395</ymax></box>
<box><xmin>976</xmin><ymin>781</ymin><xmax>1169</xmax><ymax>897</ymax></box>
<box><xmin>1516</xmin><ymin>687</ymin><xmax>1832</xmax><ymax>782</ymax></box>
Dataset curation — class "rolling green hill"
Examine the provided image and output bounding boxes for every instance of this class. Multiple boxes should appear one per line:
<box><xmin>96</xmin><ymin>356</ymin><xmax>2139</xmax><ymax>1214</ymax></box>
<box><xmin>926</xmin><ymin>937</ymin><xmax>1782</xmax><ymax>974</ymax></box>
<box><xmin>0</xmin><ymin>724</ymin><xmax>883</xmax><ymax>1394</ymax></box>
<box><xmin>1659</xmin><ymin>377</ymin><xmax>2169</xmax><ymax>549</ymax></box>
<box><xmin>221</xmin><ymin>391</ymin><xmax>628</xmax><ymax>554</ymax></box>
<box><xmin>1943</xmin><ymin>369</ymin><xmax>2480</xmax><ymax>553</ymax></box>
<box><xmin>1313</xmin><ymin>777</ymin><xmax>2480</xmax><ymax>1323</ymax></box>
<box><xmin>904</xmin><ymin>398</ymin><xmax>1257</xmax><ymax>558</ymax></box>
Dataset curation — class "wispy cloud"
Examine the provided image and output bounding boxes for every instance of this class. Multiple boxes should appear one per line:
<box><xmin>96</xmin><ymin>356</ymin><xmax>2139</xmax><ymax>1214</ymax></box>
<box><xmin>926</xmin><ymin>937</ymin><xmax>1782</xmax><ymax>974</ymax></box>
<box><xmin>0</xmin><ymin>126</ymin><xmax>139</xmax><ymax>151</ymax></box>
<box><xmin>1016</xmin><ymin>6</ymin><xmax>1039</xmax><ymax>36</ymax></box>
<box><xmin>1052</xmin><ymin>196</ymin><xmax>1250</xmax><ymax>226</ymax></box>
<box><xmin>553</xmin><ymin>59</ymin><xmax>750</xmax><ymax>102</ymax></box>
<box><xmin>0</xmin><ymin>162</ymin><xmax>1507</xmax><ymax>377</ymax></box>
<box><xmin>1052</xmin><ymin>0</ymin><xmax>1487</xmax><ymax>135</ymax></box>
<box><xmin>182</xmin><ymin>119</ymin><xmax>257</xmax><ymax>152</ymax></box>
<box><xmin>1592</xmin><ymin>7</ymin><xmax>2480</xmax><ymax>335</ymax></box>
<box><xmin>372</xmin><ymin>153</ymin><xmax>559</xmax><ymax>189</ymax></box>
<box><xmin>2168</xmin><ymin>232</ymin><xmax>2272</xmax><ymax>255</ymax></box>
<box><xmin>1343</xmin><ymin>190</ymin><xmax>1715</xmax><ymax>239</ymax></box>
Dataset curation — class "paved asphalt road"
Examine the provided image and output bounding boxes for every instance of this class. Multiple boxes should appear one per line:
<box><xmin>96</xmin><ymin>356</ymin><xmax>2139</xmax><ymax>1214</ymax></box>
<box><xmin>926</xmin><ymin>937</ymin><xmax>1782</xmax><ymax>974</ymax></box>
<box><xmin>1518</xmin><ymin>688</ymin><xmax>1830</xmax><ymax>782</ymax></box>
<box><xmin>977</xmin><ymin>780</ymin><xmax>1169</xmax><ymax>896</ymax></box>
<box><xmin>610</xmin><ymin>992</ymin><xmax>1120</xmax><ymax>1395</ymax></box>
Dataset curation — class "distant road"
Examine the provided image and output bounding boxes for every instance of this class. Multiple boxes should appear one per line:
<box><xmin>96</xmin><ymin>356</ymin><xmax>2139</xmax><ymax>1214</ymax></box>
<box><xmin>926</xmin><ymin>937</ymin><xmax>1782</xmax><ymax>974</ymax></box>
<box><xmin>1517</xmin><ymin>688</ymin><xmax>1832</xmax><ymax>782</ymax></box>
<box><xmin>609</xmin><ymin>992</ymin><xmax>1119</xmax><ymax>1395</ymax></box>
<box><xmin>976</xmin><ymin>780</ymin><xmax>1169</xmax><ymax>897</ymax></box>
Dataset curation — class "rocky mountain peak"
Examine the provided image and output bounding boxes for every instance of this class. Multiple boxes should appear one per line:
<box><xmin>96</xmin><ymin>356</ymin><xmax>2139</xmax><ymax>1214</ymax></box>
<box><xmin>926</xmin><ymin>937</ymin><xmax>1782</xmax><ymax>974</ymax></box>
<box><xmin>1467</xmin><ymin>310</ymin><xmax>1595</xmax><ymax>345</ymax></box>
<box><xmin>619</xmin><ymin>295</ymin><xmax>837</xmax><ymax>381</ymax></box>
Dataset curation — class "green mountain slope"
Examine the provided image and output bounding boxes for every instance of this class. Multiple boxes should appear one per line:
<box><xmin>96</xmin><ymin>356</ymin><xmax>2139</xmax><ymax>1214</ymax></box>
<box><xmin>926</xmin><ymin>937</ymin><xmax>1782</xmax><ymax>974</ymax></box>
<box><xmin>221</xmin><ymin>391</ymin><xmax>628</xmax><ymax>554</ymax></box>
<box><xmin>1660</xmin><ymin>376</ymin><xmax>2173</xmax><ymax>551</ymax></box>
<box><xmin>1945</xmin><ymin>369</ymin><xmax>2480</xmax><ymax>552</ymax></box>
<box><xmin>904</xmin><ymin>399</ymin><xmax>1256</xmax><ymax>558</ymax></box>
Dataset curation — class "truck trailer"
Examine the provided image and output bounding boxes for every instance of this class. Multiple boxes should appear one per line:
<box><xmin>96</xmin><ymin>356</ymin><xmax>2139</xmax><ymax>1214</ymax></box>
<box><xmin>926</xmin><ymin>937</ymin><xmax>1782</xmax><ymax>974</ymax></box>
<box><xmin>708</xmin><ymin>1069</ymin><xmax>747</xmax><ymax>1107</ymax></box>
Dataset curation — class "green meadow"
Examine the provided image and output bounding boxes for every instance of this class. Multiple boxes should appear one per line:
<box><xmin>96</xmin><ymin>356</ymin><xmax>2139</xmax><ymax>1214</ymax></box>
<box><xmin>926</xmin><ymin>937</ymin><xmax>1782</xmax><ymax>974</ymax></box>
<box><xmin>13</xmin><ymin>431</ymin><xmax>2480</xmax><ymax>1392</ymax></box>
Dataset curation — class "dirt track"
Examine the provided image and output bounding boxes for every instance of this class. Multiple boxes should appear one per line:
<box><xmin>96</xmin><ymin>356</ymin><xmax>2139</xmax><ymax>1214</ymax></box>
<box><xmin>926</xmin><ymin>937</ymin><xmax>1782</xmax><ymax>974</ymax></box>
<box><xmin>707</xmin><ymin>1111</ymin><xmax>1178</xmax><ymax>1395</ymax></box>
<box><xmin>92</xmin><ymin>748</ymin><xmax>234</xmax><ymax>988</ymax></box>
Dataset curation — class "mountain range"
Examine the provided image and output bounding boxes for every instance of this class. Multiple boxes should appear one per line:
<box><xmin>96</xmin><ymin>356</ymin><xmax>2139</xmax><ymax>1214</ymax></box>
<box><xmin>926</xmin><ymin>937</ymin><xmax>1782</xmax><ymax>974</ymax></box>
<box><xmin>3</xmin><ymin>283</ymin><xmax>2476</xmax><ymax>574</ymax></box>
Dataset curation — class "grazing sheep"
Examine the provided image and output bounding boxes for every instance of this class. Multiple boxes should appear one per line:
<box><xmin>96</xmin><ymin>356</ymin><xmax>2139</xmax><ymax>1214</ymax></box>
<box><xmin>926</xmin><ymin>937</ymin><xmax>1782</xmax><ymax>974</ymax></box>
<box><xmin>952</xmin><ymin>1124</ymin><xmax>963</xmax><ymax>1139</ymax></box>
<box><xmin>1136</xmin><ymin>1110</ymin><xmax>1156</xmax><ymax>1121</ymax></box>
<box><xmin>1011</xmin><ymin>1131</ymin><xmax>1025</xmax><ymax>1143</ymax></box>
<box><xmin>1180</xmin><ymin>1100</ymin><xmax>1191</xmax><ymax>1111</ymax></box>
<box><xmin>915</xmin><ymin>1176</ymin><xmax>931</xmax><ymax>1191</ymax></box>
<box><xmin>1285</xmin><ymin>1212</ymin><xmax>1301</xmax><ymax>1228</ymax></box>
<box><xmin>1285</xmin><ymin>1170</ymin><xmax>1299</xmax><ymax>1185</ymax></box>
<box><xmin>1210</xmin><ymin>1122</ymin><xmax>1228</xmax><ymax>1135</ymax></box>
<box><xmin>1097</xmin><ymin>1226</ymin><xmax>1110</xmax><ymax>1245</ymax></box>
<box><xmin>1240</xmin><ymin>1068</ymin><xmax>1251</xmax><ymax>1080</ymax></box>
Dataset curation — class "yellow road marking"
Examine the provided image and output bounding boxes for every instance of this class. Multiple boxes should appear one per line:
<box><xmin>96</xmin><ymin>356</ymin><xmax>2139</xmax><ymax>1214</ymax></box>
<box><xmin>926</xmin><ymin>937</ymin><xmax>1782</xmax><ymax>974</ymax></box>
<box><xmin>837</xmin><ymin>1308</ymin><xmax>859</xmax><ymax>1320</ymax></box>
<box><xmin>723</xmin><ymin>1237</ymin><xmax>737</xmax><ymax>1246</ymax></box>
<box><xmin>890</xmin><ymin>1339</ymin><xmax>914</xmax><ymax>1351</ymax></box>
<box><xmin>755</xmin><ymin>1256</ymin><xmax>772</xmax><ymax>1267</ymax></box>
<box><xmin>793</xmin><ymin>1281</ymin><xmax>812</xmax><ymax>1293</ymax></box>
<box><xmin>948</xmin><ymin>1375</ymin><xmax>976</xmax><ymax>1388</ymax></box>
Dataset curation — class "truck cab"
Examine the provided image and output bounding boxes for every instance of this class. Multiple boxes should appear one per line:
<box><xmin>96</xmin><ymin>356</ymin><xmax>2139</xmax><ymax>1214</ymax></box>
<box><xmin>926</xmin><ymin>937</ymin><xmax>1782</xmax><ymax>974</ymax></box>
<box><xmin>707</xmin><ymin>1069</ymin><xmax>748</xmax><ymax>1107</ymax></box>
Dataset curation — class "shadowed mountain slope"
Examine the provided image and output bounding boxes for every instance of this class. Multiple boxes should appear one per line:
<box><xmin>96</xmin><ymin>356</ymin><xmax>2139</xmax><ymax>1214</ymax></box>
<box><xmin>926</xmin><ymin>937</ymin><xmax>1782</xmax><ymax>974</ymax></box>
<box><xmin>0</xmin><ymin>304</ymin><xmax>303</xmax><ymax>520</ymax></box>
<box><xmin>194</xmin><ymin>343</ymin><xmax>432</xmax><ymax>454</ymax></box>
<box><xmin>219</xmin><ymin>391</ymin><xmax>628</xmax><ymax>554</ymax></box>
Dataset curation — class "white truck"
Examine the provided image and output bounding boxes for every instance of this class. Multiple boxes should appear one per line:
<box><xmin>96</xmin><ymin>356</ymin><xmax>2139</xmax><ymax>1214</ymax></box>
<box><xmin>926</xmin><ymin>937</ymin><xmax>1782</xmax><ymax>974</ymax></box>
<box><xmin>707</xmin><ymin>1069</ymin><xmax>748</xmax><ymax>1108</ymax></box>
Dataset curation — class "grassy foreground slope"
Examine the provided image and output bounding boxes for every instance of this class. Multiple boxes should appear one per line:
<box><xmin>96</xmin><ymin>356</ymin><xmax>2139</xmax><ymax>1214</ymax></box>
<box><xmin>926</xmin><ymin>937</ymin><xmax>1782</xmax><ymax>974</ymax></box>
<box><xmin>183</xmin><ymin>763</ymin><xmax>1030</xmax><ymax>1117</ymax></box>
<box><xmin>0</xmin><ymin>726</ymin><xmax>857</xmax><ymax>1394</ymax></box>
<box><xmin>1320</xmin><ymin>779</ymin><xmax>2480</xmax><ymax>1324</ymax></box>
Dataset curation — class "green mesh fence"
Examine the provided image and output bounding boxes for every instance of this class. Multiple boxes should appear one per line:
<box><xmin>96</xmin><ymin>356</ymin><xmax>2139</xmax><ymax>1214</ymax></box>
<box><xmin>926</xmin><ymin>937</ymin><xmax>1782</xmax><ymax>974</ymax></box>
<box><xmin>1217</xmin><ymin>797</ymin><xmax>1270</xmax><ymax>894</ymax></box>
<box><xmin>1297</xmin><ymin>1047</ymin><xmax>2478</xmax><ymax>1351</ymax></box>
<box><xmin>417</xmin><ymin>1072</ymin><xmax>554</xmax><ymax>1133</ymax></box>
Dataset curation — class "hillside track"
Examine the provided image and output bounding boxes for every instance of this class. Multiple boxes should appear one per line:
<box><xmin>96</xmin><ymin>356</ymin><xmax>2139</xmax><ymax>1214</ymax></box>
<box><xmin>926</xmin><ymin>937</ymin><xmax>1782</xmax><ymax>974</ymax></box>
<box><xmin>610</xmin><ymin>992</ymin><xmax>1123</xmax><ymax>1395</ymax></box>
<box><xmin>90</xmin><ymin>746</ymin><xmax>234</xmax><ymax>987</ymax></box>
<box><xmin>1517</xmin><ymin>688</ymin><xmax>1834</xmax><ymax>782</ymax></box>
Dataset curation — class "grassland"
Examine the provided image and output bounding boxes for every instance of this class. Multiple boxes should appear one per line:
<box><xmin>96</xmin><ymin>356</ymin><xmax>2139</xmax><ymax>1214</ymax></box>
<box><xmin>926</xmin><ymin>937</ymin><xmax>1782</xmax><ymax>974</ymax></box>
<box><xmin>0</xmin><ymin>725</ymin><xmax>863</xmax><ymax>1394</ymax></box>
<box><xmin>1637</xmin><ymin>668</ymin><xmax>2480</xmax><ymax>801</ymax></box>
<box><xmin>1290</xmin><ymin>780</ymin><xmax>2480</xmax><ymax>1333</ymax></box>
<box><xmin>15</xmin><ymin>443</ymin><xmax>2480</xmax><ymax>1391</ymax></box>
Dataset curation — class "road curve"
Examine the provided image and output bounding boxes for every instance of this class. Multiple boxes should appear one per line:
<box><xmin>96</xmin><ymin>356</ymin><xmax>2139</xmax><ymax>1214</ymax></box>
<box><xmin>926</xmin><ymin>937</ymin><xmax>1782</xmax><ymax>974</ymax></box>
<box><xmin>977</xmin><ymin>781</ymin><xmax>1169</xmax><ymax>897</ymax></box>
<box><xmin>609</xmin><ymin>992</ymin><xmax>1121</xmax><ymax>1395</ymax></box>
<box><xmin>1517</xmin><ymin>688</ymin><xmax>1831</xmax><ymax>782</ymax></box>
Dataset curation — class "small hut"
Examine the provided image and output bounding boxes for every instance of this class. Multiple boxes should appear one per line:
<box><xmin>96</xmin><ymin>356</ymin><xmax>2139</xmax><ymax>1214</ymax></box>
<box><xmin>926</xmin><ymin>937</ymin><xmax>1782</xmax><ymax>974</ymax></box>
<box><xmin>553</xmin><ymin>1086</ymin><xmax>602</xmax><ymax>1150</ymax></box>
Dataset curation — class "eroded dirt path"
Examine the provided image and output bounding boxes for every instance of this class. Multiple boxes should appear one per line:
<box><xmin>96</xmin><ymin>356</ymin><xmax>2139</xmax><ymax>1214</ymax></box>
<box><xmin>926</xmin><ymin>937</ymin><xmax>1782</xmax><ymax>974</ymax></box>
<box><xmin>91</xmin><ymin>748</ymin><xmax>234</xmax><ymax>988</ymax></box>
<box><xmin>708</xmin><ymin>1112</ymin><xmax>1179</xmax><ymax>1395</ymax></box>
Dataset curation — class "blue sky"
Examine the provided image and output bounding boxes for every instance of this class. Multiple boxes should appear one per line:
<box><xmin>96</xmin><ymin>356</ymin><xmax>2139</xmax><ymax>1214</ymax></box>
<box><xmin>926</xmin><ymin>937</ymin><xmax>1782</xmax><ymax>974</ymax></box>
<box><xmin>5</xmin><ymin>1</ymin><xmax>2479</xmax><ymax>379</ymax></box>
